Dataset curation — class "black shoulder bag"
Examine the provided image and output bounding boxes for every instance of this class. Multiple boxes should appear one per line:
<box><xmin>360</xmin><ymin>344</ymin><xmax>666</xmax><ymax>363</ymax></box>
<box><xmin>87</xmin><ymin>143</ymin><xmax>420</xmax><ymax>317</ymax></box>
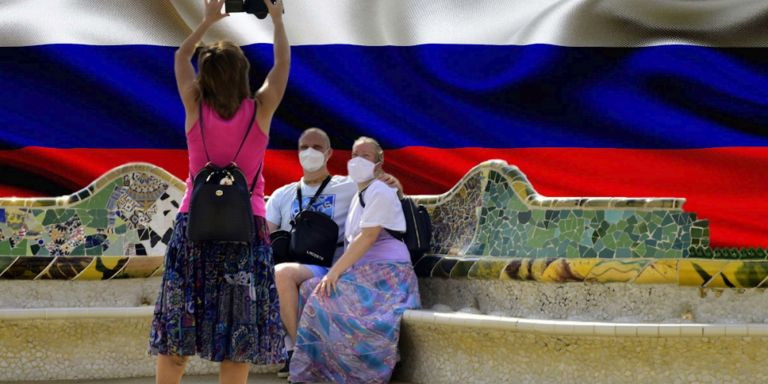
<box><xmin>187</xmin><ymin>101</ymin><xmax>261</xmax><ymax>243</ymax></box>
<box><xmin>287</xmin><ymin>176</ymin><xmax>338</xmax><ymax>267</ymax></box>
<box><xmin>359</xmin><ymin>189</ymin><xmax>432</xmax><ymax>264</ymax></box>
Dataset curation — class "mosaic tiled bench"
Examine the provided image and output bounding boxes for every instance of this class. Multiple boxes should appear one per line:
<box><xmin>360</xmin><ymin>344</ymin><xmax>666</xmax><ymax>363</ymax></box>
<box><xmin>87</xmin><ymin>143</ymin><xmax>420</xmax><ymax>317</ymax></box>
<box><xmin>412</xmin><ymin>160</ymin><xmax>768</xmax><ymax>289</ymax></box>
<box><xmin>2</xmin><ymin>161</ymin><xmax>768</xmax><ymax>382</ymax></box>
<box><xmin>1</xmin><ymin>160</ymin><xmax>763</xmax><ymax>286</ymax></box>
<box><xmin>0</xmin><ymin>163</ymin><xmax>180</xmax><ymax>280</ymax></box>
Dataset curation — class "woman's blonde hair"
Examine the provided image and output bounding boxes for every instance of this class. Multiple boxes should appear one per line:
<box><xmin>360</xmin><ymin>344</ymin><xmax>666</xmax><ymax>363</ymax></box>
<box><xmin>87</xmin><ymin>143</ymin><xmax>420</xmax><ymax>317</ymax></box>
<box><xmin>196</xmin><ymin>41</ymin><xmax>251</xmax><ymax>119</ymax></box>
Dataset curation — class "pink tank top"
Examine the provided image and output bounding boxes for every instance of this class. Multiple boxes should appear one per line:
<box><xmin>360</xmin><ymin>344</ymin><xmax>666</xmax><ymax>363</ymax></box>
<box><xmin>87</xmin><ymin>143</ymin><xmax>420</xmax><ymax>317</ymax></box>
<box><xmin>178</xmin><ymin>99</ymin><xmax>268</xmax><ymax>217</ymax></box>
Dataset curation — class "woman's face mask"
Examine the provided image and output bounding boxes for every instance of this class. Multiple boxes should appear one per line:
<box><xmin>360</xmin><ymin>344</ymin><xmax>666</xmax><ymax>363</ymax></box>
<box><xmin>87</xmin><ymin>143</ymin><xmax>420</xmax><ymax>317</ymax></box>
<box><xmin>299</xmin><ymin>148</ymin><xmax>326</xmax><ymax>172</ymax></box>
<box><xmin>347</xmin><ymin>156</ymin><xmax>378</xmax><ymax>183</ymax></box>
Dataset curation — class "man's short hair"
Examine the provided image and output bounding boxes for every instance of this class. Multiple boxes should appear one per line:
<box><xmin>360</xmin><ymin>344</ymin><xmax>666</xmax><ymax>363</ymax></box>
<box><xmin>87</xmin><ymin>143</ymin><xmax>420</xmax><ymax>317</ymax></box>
<box><xmin>298</xmin><ymin>127</ymin><xmax>331</xmax><ymax>150</ymax></box>
<box><xmin>353</xmin><ymin>136</ymin><xmax>384</xmax><ymax>162</ymax></box>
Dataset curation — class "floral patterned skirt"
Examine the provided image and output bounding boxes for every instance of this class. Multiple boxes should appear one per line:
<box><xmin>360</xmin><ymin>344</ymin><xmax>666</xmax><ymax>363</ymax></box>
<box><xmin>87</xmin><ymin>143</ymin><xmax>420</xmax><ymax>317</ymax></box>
<box><xmin>148</xmin><ymin>213</ymin><xmax>285</xmax><ymax>364</ymax></box>
<box><xmin>290</xmin><ymin>262</ymin><xmax>420</xmax><ymax>383</ymax></box>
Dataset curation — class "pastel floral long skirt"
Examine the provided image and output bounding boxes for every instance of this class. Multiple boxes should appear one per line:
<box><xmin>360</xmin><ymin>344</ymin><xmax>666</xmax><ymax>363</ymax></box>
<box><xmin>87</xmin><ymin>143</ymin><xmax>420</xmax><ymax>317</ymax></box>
<box><xmin>290</xmin><ymin>262</ymin><xmax>420</xmax><ymax>383</ymax></box>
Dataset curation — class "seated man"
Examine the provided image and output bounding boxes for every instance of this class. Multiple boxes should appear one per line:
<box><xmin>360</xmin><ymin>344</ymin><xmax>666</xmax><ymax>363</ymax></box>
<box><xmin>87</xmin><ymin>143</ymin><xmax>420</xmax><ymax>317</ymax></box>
<box><xmin>265</xmin><ymin>128</ymin><xmax>401</xmax><ymax>378</ymax></box>
<box><xmin>288</xmin><ymin>136</ymin><xmax>421</xmax><ymax>384</ymax></box>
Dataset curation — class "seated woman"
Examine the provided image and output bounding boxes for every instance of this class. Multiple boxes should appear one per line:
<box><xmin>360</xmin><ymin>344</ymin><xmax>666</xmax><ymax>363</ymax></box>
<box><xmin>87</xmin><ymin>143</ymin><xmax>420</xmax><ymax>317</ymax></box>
<box><xmin>289</xmin><ymin>137</ymin><xmax>421</xmax><ymax>384</ymax></box>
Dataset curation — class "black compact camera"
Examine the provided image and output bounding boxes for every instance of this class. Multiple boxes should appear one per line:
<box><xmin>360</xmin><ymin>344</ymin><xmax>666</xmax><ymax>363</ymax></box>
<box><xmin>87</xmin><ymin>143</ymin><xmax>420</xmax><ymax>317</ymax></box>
<box><xmin>225</xmin><ymin>0</ymin><xmax>276</xmax><ymax>19</ymax></box>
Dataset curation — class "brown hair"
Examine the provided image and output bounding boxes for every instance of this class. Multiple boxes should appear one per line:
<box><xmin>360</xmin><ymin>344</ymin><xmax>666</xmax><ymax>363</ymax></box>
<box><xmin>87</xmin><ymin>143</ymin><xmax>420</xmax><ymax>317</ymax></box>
<box><xmin>196</xmin><ymin>41</ymin><xmax>251</xmax><ymax>119</ymax></box>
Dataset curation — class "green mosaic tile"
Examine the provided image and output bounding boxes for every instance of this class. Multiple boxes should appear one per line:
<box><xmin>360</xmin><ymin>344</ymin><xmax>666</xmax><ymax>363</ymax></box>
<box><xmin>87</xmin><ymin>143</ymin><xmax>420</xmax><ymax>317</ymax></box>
<box><xmin>87</xmin><ymin>182</ymin><xmax>120</xmax><ymax>209</ymax></box>
<box><xmin>36</xmin><ymin>246</ymin><xmax>50</xmax><ymax>256</ymax></box>
<box><xmin>528</xmin><ymin>227</ymin><xmax>555</xmax><ymax>248</ymax></box>
<box><xmin>88</xmin><ymin>209</ymin><xmax>109</xmax><ymax>228</ymax></box>
<box><xmin>634</xmin><ymin>242</ymin><xmax>647</xmax><ymax>257</ymax></box>
<box><xmin>602</xmin><ymin>233</ymin><xmax>617</xmax><ymax>249</ymax></box>
<box><xmin>85</xmin><ymin>246</ymin><xmax>103</xmax><ymax>256</ymax></box>
<box><xmin>605</xmin><ymin>210</ymin><xmax>622</xmax><ymax>224</ymax></box>
<box><xmin>10</xmin><ymin>239</ymin><xmax>27</xmax><ymax>256</ymax></box>
<box><xmin>0</xmin><ymin>240</ymin><xmax>11</xmax><ymax>255</ymax></box>
<box><xmin>69</xmin><ymin>244</ymin><xmax>85</xmax><ymax>256</ymax></box>
<box><xmin>41</xmin><ymin>210</ymin><xmax>59</xmax><ymax>226</ymax></box>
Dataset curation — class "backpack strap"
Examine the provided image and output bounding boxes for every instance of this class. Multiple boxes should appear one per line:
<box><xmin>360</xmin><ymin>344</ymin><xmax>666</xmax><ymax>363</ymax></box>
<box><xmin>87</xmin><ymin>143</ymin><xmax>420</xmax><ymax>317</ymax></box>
<box><xmin>198</xmin><ymin>99</ymin><xmax>259</xmax><ymax>165</ymax></box>
<box><xmin>249</xmin><ymin>162</ymin><xmax>263</xmax><ymax>196</ymax></box>
<box><xmin>198</xmin><ymin>100</ymin><xmax>212</xmax><ymax>163</ymax></box>
<box><xmin>297</xmin><ymin>175</ymin><xmax>332</xmax><ymax>212</ymax></box>
<box><xmin>232</xmin><ymin>102</ymin><xmax>259</xmax><ymax>164</ymax></box>
<box><xmin>358</xmin><ymin>186</ymin><xmax>405</xmax><ymax>240</ymax></box>
<box><xmin>357</xmin><ymin>184</ymin><xmax>371</xmax><ymax>208</ymax></box>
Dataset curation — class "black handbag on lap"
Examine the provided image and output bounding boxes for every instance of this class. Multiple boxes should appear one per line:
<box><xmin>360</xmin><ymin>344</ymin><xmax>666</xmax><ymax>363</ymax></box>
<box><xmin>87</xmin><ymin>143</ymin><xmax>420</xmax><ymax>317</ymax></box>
<box><xmin>187</xmin><ymin>101</ymin><xmax>261</xmax><ymax>243</ymax></box>
<box><xmin>287</xmin><ymin>176</ymin><xmax>338</xmax><ymax>267</ymax></box>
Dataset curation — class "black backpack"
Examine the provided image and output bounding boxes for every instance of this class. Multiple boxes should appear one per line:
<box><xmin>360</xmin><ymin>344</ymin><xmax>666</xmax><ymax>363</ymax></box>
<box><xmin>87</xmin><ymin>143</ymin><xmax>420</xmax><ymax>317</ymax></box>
<box><xmin>359</xmin><ymin>190</ymin><xmax>431</xmax><ymax>264</ymax></box>
<box><xmin>187</xmin><ymin>101</ymin><xmax>261</xmax><ymax>243</ymax></box>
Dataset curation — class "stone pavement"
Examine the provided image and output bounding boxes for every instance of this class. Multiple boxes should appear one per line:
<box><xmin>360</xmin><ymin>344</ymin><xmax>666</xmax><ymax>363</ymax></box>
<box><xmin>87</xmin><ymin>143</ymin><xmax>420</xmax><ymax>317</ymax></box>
<box><xmin>9</xmin><ymin>373</ymin><xmax>410</xmax><ymax>383</ymax></box>
<box><xmin>9</xmin><ymin>374</ymin><xmax>296</xmax><ymax>384</ymax></box>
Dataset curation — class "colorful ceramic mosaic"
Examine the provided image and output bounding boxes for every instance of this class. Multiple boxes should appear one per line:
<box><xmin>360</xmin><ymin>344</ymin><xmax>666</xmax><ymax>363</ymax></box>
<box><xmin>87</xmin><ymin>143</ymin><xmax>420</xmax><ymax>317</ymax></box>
<box><xmin>414</xmin><ymin>160</ymin><xmax>705</xmax><ymax>259</ymax></box>
<box><xmin>0</xmin><ymin>164</ymin><xmax>183</xmax><ymax>280</ymax></box>
<box><xmin>409</xmin><ymin>160</ymin><xmax>765</xmax><ymax>287</ymax></box>
<box><xmin>411</xmin><ymin>256</ymin><xmax>768</xmax><ymax>288</ymax></box>
<box><xmin>0</xmin><ymin>160</ymin><xmax>759</xmax><ymax>285</ymax></box>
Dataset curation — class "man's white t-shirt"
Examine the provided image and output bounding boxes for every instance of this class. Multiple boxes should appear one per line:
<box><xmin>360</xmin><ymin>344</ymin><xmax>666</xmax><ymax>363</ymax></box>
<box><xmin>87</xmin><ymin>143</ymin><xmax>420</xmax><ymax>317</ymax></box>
<box><xmin>266</xmin><ymin>175</ymin><xmax>357</xmax><ymax>260</ymax></box>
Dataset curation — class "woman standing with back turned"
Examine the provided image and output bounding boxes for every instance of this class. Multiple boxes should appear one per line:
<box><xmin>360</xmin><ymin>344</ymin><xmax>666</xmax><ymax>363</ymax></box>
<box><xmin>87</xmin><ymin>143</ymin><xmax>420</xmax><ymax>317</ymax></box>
<box><xmin>148</xmin><ymin>1</ymin><xmax>290</xmax><ymax>383</ymax></box>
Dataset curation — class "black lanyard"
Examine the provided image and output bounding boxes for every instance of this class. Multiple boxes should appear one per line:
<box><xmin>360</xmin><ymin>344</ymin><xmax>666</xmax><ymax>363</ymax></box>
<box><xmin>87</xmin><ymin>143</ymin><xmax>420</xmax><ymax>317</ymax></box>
<box><xmin>297</xmin><ymin>176</ymin><xmax>332</xmax><ymax>212</ymax></box>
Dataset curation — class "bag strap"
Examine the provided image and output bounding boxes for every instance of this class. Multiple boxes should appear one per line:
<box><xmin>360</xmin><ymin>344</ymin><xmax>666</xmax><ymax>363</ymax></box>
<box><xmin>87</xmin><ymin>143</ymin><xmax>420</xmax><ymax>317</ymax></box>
<box><xmin>357</xmin><ymin>185</ymin><xmax>371</xmax><ymax>208</ymax></box>
<box><xmin>297</xmin><ymin>175</ymin><xmax>332</xmax><ymax>212</ymax></box>
<box><xmin>198</xmin><ymin>99</ymin><xmax>259</xmax><ymax>165</ymax></box>
<box><xmin>232</xmin><ymin>102</ymin><xmax>259</xmax><ymax>164</ymax></box>
<box><xmin>198</xmin><ymin>100</ymin><xmax>212</xmax><ymax>163</ymax></box>
<box><xmin>249</xmin><ymin>162</ymin><xmax>263</xmax><ymax>196</ymax></box>
<box><xmin>358</xmin><ymin>186</ymin><xmax>405</xmax><ymax>240</ymax></box>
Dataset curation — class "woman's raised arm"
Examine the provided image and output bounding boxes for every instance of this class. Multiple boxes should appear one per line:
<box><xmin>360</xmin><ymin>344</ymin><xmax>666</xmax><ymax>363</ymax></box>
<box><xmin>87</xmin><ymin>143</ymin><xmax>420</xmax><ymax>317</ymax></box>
<box><xmin>255</xmin><ymin>0</ymin><xmax>290</xmax><ymax>134</ymax></box>
<box><xmin>175</xmin><ymin>0</ymin><xmax>229</xmax><ymax>116</ymax></box>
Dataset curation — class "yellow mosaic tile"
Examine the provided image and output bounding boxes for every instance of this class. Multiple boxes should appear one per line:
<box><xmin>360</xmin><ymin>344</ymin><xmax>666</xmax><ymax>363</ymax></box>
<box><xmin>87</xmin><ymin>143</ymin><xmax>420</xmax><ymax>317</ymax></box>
<box><xmin>151</xmin><ymin>266</ymin><xmax>166</xmax><ymax>277</ymax></box>
<box><xmin>633</xmin><ymin>259</ymin><xmax>678</xmax><ymax>285</ymax></box>
<box><xmin>111</xmin><ymin>256</ymin><xmax>164</xmax><ymax>279</ymax></box>
<box><xmin>678</xmin><ymin>260</ymin><xmax>727</xmax><ymax>287</ymax></box>
<box><xmin>537</xmin><ymin>258</ymin><xmax>589</xmax><ymax>282</ymax></box>
<box><xmin>74</xmin><ymin>256</ymin><xmax>128</xmax><ymax>280</ymax></box>
<box><xmin>716</xmin><ymin>261</ymin><xmax>768</xmax><ymax>288</ymax></box>
<box><xmin>563</xmin><ymin>259</ymin><xmax>600</xmax><ymax>280</ymax></box>
<box><xmin>511</xmin><ymin>181</ymin><xmax>532</xmax><ymax>202</ymax></box>
<box><xmin>468</xmin><ymin>258</ymin><xmax>511</xmax><ymax>280</ymax></box>
<box><xmin>585</xmin><ymin>259</ymin><xmax>649</xmax><ymax>283</ymax></box>
<box><xmin>516</xmin><ymin>258</ymin><xmax>532</xmax><ymax>280</ymax></box>
<box><xmin>703</xmin><ymin>272</ymin><xmax>731</xmax><ymax>289</ymax></box>
<box><xmin>530</xmin><ymin>258</ymin><xmax>554</xmax><ymax>282</ymax></box>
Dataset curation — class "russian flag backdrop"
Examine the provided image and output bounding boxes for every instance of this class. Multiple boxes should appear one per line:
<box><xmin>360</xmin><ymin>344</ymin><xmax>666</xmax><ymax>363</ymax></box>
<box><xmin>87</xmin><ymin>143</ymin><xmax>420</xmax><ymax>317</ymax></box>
<box><xmin>1</xmin><ymin>1</ymin><xmax>767</xmax><ymax>247</ymax></box>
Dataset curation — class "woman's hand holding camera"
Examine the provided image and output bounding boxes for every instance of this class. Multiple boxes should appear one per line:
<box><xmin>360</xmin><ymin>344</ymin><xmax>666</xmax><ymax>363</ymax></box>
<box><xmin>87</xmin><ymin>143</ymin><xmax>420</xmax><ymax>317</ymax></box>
<box><xmin>203</xmin><ymin>0</ymin><xmax>229</xmax><ymax>25</ymax></box>
<box><xmin>264</xmin><ymin>0</ymin><xmax>284</xmax><ymax>23</ymax></box>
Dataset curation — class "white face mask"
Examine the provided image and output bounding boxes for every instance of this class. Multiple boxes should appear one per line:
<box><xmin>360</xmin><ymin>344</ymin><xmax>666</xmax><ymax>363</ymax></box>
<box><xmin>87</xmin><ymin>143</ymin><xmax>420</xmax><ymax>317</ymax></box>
<box><xmin>299</xmin><ymin>148</ymin><xmax>326</xmax><ymax>172</ymax></box>
<box><xmin>347</xmin><ymin>156</ymin><xmax>377</xmax><ymax>183</ymax></box>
